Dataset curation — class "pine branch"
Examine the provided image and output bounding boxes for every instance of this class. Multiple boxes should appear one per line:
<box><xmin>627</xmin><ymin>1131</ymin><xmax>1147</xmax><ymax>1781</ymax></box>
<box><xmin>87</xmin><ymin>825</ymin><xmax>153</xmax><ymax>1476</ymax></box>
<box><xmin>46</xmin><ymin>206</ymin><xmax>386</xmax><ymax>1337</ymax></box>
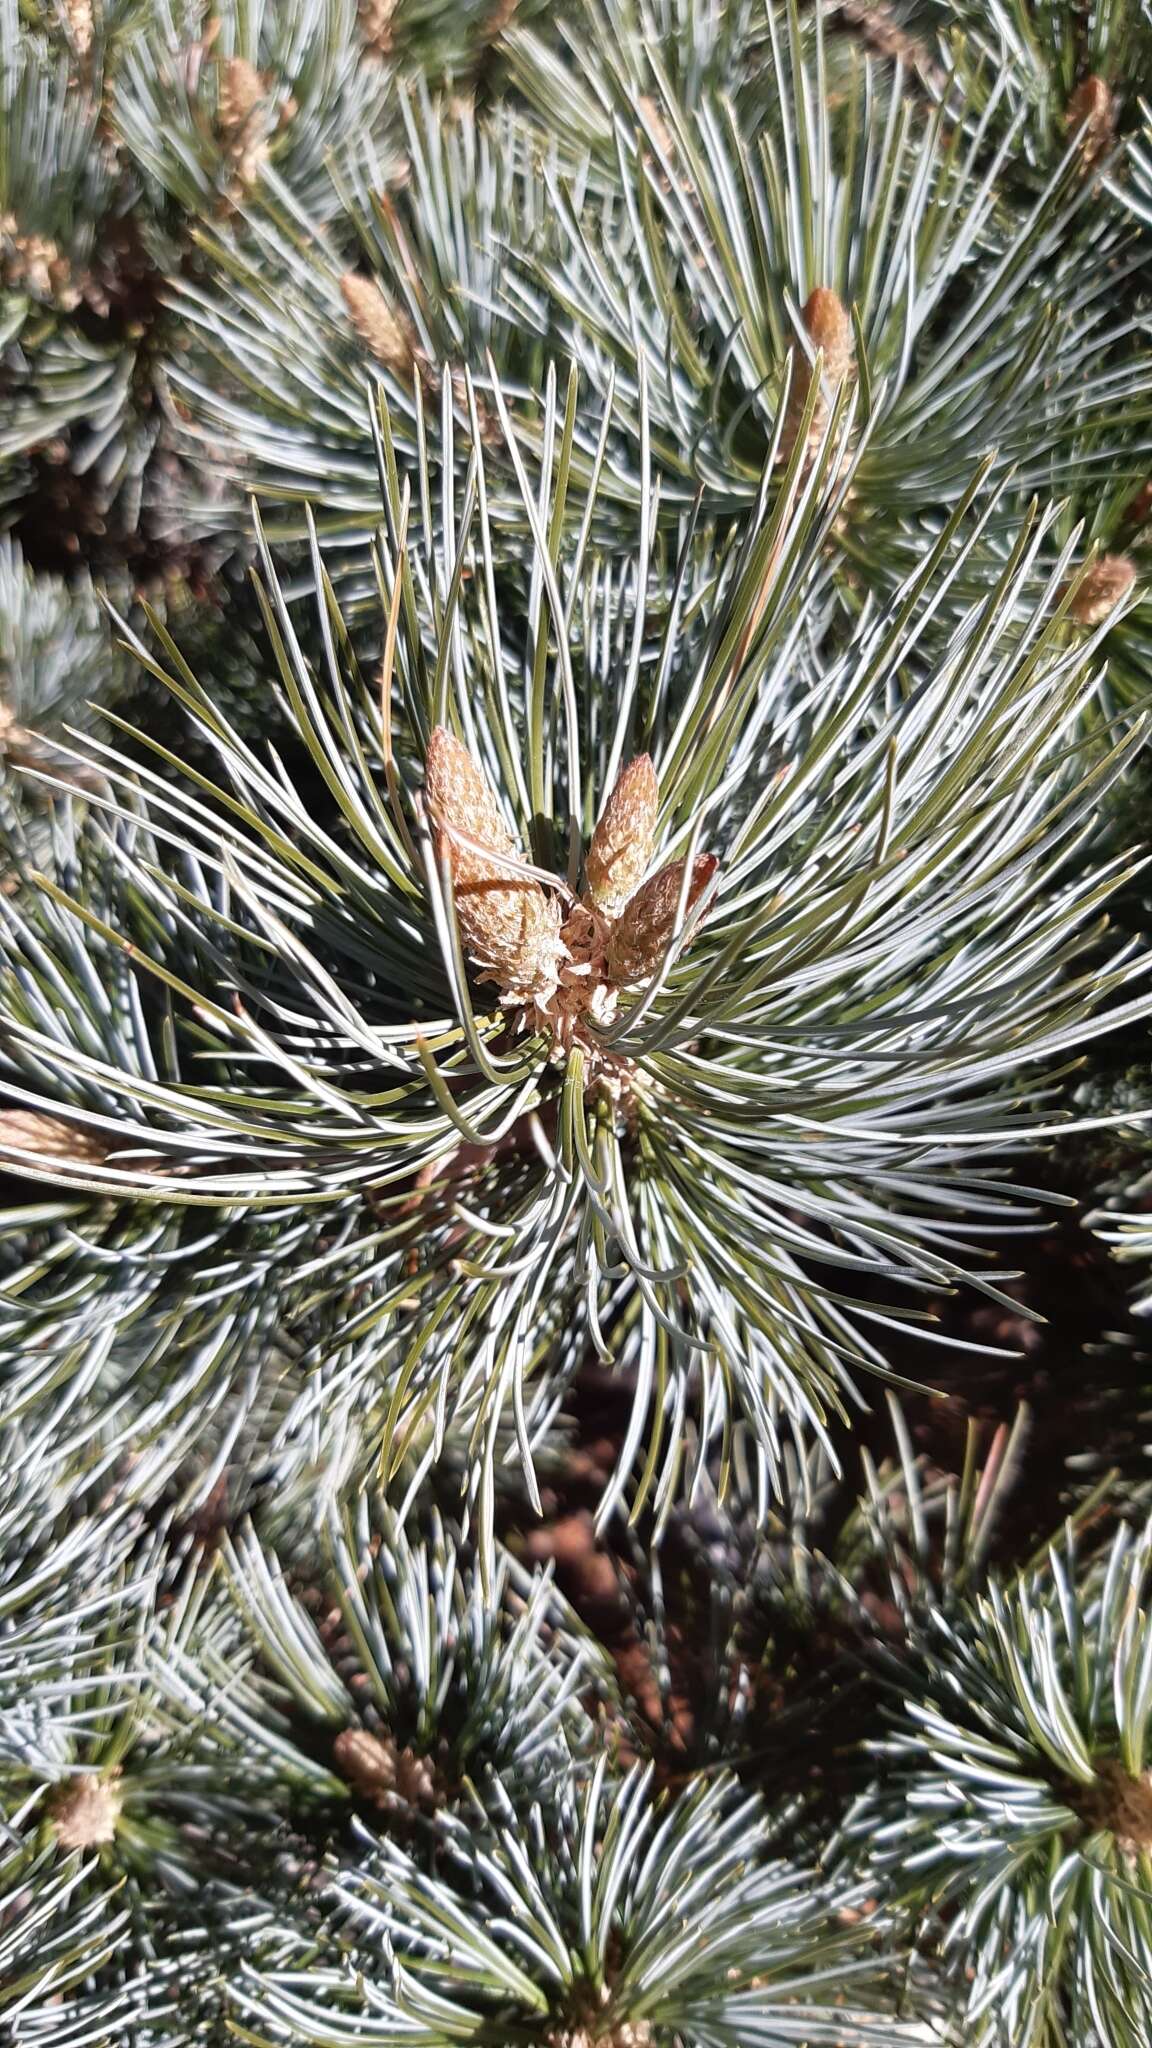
<box><xmin>838</xmin><ymin>1513</ymin><xmax>1152</xmax><ymax>2045</ymax></box>
<box><xmin>0</xmin><ymin>391</ymin><xmax>1147</xmax><ymax>1538</ymax></box>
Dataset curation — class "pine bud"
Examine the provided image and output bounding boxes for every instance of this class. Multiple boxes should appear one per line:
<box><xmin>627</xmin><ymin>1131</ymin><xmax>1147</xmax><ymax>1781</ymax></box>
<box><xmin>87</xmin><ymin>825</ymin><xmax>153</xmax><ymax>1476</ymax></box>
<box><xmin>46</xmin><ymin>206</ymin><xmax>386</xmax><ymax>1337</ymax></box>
<box><xmin>63</xmin><ymin>0</ymin><xmax>94</xmax><ymax>57</ymax></box>
<box><xmin>1066</xmin><ymin>75</ymin><xmax>1115</xmax><ymax>167</ymax></box>
<box><xmin>1063</xmin><ymin>554</ymin><xmax>1136</xmax><ymax>625</ymax></box>
<box><xmin>50</xmin><ymin>1772</ymin><xmax>123</xmax><ymax>1851</ymax></box>
<box><xmin>803</xmin><ymin>287</ymin><xmax>854</xmax><ymax>387</ymax></box>
<box><xmin>586</xmin><ymin>754</ymin><xmax>659</xmax><ymax>915</ymax></box>
<box><xmin>778</xmin><ymin>288</ymin><xmax>854</xmax><ymax>467</ymax></box>
<box><xmin>0</xmin><ymin>220</ymin><xmax>75</xmax><ymax>307</ymax></box>
<box><xmin>0</xmin><ymin>706</ymin><xmax>106</xmax><ymax>789</ymax></box>
<box><xmin>425</xmin><ymin>727</ymin><xmax>561</xmax><ymax>1002</ymax></box>
<box><xmin>426</xmin><ymin>727</ymin><xmax>519</xmax><ymax>860</ymax></box>
<box><xmin>217</xmin><ymin>57</ymin><xmax>263</xmax><ymax>135</ymax></box>
<box><xmin>332</xmin><ymin>1727</ymin><xmax>437</xmax><ymax>1810</ymax></box>
<box><xmin>607</xmin><ymin>853</ymin><xmax>718</xmax><ymax>985</ymax></box>
<box><xmin>340</xmin><ymin>273</ymin><xmax>420</xmax><ymax>380</ymax></box>
<box><xmin>449</xmin><ymin>366</ymin><xmax>502</xmax><ymax>445</ymax></box>
<box><xmin>359</xmin><ymin>0</ymin><xmax>399</xmax><ymax>53</ymax></box>
<box><xmin>215</xmin><ymin>58</ymin><xmax>270</xmax><ymax>189</ymax></box>
<box><xmin>0</xmin><ymin>1108</ymin><xmax>111</xmax><ymax>1165</ymax></box>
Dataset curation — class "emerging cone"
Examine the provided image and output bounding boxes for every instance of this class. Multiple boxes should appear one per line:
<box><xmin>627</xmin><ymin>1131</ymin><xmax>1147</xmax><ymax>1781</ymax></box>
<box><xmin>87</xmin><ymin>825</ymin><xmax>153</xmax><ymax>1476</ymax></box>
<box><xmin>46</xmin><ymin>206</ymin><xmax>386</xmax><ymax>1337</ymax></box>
<box><xmin>586</xmin><ymin>754</ymin><xmax>659</xmax><ymax>915</ymax></box>
<box><xmin>804</xmin><ymin>287</ymin><xmax>854</xmax><ymax>383</ymax></box>
<box><xmin>216</xmin><ymin>57</ymin><xmax>269</xmax><ymax>188</ymax></box>
<box><xmin>607</xmin><ymin>854</ymin><xmax>718</xmax><ymax>985</ymax></box>
<box><xmin>425</xmin><ymin>727</ymin><xmax>561</xmax><ymax>1003</ymax></box>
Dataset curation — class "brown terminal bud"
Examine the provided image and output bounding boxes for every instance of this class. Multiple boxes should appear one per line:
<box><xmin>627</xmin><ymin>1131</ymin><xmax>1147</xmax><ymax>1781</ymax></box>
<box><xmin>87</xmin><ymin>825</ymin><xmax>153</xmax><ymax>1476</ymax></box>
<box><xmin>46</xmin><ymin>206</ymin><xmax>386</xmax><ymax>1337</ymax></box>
<box><xmin>778</xmin><ymin>288</ymin><xmax>854</xmax><ymax>467</ymax></box>
<box><xmin>1062</xmin><ymin>553</ymin><xmax>1137</xmax><ymax>626</ymax></box>
<box><xmin>607</xmin><ymin>853</ymin><xmax>718</xmax><ymax>985</ymax></box>
<box><xmin>586</xmin><ymin>754</ymin><xmax>659</xmax><ymax>915</ymax></box>
<box><xmin>425</xmin><ymin>727</ymin><xmax>562</xmax><ymax>1002</ymax></box>
<box><xmin>0</xmin><ymin>224</ymin><xmax>74</xmax><ymax>306</ymax></box>
<box><xmin>50</xmin><ymin>1772</ymin><xmax>123</xmax><ymax>1852</ymax></box>
<box><xmin>1066</xmin><ymin>75</ymin><xmax>1116</xmax><ymax>167</ymax></box>
<box><xmin>425</xmin><ymin>727</ymin><xmax>516</xmax><ymax>857</ymax></box>
<box><xmin>638</xmin><ymin>94</ymin><xmax>675</xmax><ymax>156</ymax></box>
<box><xmin>340</xmin><ymin>273</ymin><xmax>421</xmax><ymax>380</ymax></box>
<box><xmin>803</xmin><ymin>287</ymin><xmax>854</xmax><ymax>386</ymax></box>
<box><xmin>449</xmin><ymin>366</ymin><xmax>502</xmax><ymax>445</ymax></box>
<box><xmin>0</xmin><ymin>709</ymin><xmax>107</xmax><ymax>790</ymax></box>
<box><xmin>333</xmin><ymin>1727</ymin><xmax>438</xmax><ymax>1810</ymax></box>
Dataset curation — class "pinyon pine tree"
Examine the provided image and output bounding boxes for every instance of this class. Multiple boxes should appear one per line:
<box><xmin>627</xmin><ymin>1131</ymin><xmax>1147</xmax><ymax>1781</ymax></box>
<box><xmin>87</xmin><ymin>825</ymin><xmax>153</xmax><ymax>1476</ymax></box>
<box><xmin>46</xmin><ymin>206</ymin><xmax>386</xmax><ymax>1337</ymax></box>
<box><xmin>5</xmin><ymin>1</ymin><xmax>1152</xmax><ymax>2043</ymax></box>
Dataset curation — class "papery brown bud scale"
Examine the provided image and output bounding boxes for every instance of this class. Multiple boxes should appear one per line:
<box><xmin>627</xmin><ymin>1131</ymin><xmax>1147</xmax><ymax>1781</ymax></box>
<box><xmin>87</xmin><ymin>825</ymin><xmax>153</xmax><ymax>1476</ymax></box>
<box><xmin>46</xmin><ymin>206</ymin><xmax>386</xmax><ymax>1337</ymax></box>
<box><xmin>359</xmin><ymin>0</ymin><xmax>399</xmax><ymax>52</ymax></box>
